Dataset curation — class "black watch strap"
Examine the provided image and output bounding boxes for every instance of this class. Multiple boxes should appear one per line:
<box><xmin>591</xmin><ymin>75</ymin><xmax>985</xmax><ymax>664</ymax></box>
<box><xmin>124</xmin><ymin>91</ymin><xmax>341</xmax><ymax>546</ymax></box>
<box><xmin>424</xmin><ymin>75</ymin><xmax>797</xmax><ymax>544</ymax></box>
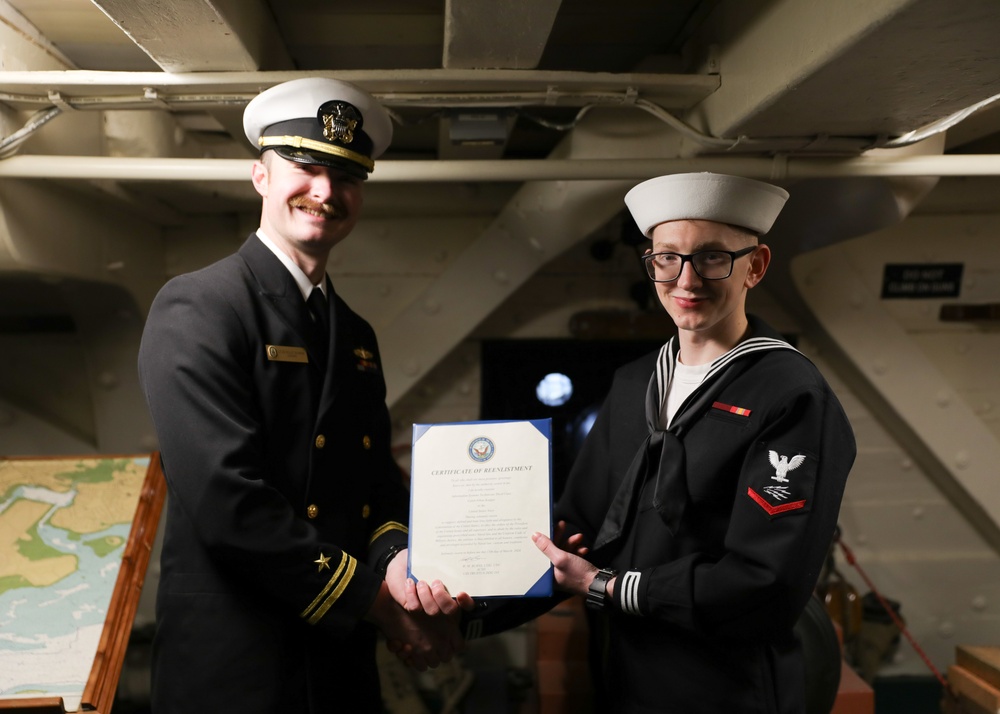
<box><xmin>585</xmin><ymin>568</ymin><xmax>618</xmax><ymax>611</ymax></box>
<box><xmin>376</xmin><ymin>544</ymin><xmax>406</xmax><ymax>576</ymax></box>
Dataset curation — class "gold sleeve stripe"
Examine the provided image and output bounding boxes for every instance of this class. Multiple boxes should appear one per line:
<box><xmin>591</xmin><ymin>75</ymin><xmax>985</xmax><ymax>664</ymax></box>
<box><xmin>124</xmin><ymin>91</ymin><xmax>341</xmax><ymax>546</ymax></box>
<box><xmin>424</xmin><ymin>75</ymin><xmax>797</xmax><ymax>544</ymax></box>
<box><xmin>368</xmin><ymin>521</ymin><xmax>407</xmax><ymax>545</ymax></box>
<box><xmin>301</xmin><ymin>552</ymin><xmax>356</xmax><ymax>625</ymax></box>
<box><xmin>258</xmin><ymin>135</ymin><xmax>375</xmax><ymax>172</ymax></box>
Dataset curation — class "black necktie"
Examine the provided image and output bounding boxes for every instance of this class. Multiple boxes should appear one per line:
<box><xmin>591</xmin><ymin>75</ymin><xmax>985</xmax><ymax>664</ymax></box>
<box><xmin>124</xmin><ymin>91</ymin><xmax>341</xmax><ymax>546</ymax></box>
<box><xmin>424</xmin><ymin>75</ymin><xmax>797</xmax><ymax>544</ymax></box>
<box><xmin>592</xmin><ymin>356</ymin><xmax>757</xmax><ymax>556</ymax></box>
<box><xmin>306</xmin><ymin>287</ymin><xmax>328</xmax><ymax>365</ymax></box>
<box><xmin>592</xmin><ymin>375</ymin><xmax>687</xmax><ymax>553</ymax></box>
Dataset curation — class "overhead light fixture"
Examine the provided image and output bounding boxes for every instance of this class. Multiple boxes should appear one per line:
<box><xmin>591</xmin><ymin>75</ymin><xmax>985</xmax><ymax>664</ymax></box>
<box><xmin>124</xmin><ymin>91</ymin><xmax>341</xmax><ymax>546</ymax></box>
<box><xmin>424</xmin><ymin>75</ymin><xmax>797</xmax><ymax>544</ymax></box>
<box><xmin>446</xmin><ymin>110</ymin><xmax>513</xmax><ymax>146</ymax></box>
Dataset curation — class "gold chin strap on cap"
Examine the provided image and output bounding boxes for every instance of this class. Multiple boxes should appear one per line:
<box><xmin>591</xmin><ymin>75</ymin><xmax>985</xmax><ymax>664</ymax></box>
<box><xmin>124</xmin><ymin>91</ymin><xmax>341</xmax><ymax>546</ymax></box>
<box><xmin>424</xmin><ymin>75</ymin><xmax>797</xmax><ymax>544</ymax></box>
<box><xmin>258</xmin><ymin>135</ymin><xmax>375</xmax><ymax>172</ymax></box>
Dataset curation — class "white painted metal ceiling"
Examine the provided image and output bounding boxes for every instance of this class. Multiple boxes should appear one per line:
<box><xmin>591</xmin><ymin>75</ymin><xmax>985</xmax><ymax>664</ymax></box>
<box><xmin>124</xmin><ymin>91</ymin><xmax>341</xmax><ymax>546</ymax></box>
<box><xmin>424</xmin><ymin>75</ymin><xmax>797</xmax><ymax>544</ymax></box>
<box><xmin>2</xmin><ymin>0</ymin><xmax>1000</xmax><ymax>409</ymax></box>
<box><xmin>3</xmin><ymin>0</ymin><xmax>1000</xmax><ymax>196</ymax></box>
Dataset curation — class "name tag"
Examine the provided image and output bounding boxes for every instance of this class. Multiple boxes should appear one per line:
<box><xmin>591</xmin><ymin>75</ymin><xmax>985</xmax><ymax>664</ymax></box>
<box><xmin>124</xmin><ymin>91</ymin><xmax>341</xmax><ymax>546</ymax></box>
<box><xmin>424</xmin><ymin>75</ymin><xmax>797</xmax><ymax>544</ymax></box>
<box><xmin>265</xmin><ymin>344</ymin><xmax>308</xmax><ymax>363</ymax></box>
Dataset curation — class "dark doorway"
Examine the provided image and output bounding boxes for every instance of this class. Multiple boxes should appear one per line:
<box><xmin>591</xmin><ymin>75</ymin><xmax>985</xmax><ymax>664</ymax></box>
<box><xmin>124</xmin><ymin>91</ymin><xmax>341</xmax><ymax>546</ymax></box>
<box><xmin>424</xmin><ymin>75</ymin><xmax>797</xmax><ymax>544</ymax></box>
<box><xmin>480</xmin><ymin>339</ymin><xmax>663</xmax><ymax>500</ymax></box>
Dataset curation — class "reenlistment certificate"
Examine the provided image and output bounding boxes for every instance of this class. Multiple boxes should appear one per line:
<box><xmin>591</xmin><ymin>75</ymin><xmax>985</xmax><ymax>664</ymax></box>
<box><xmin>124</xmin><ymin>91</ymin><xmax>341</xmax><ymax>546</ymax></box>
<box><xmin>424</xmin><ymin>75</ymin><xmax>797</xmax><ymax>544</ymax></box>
<box><xmin>408</xmin><ymin>419</ymin><xmax>553</xmax><ymax>598</ymax></box>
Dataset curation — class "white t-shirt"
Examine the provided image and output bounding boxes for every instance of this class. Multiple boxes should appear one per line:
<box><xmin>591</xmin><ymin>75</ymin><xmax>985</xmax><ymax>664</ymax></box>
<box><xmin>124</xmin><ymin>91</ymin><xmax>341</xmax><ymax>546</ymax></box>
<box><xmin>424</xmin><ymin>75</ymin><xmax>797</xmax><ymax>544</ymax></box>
<box><xmin>661</xmin><ymin>358</ymin><xmax>712</xmax><ymax>429</ymax></box>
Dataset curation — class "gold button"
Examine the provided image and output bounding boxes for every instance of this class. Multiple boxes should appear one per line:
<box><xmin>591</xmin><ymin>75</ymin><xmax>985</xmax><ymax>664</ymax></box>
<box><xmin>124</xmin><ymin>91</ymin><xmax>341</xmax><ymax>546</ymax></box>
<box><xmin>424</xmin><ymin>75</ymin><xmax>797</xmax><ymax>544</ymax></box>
<box><xmin>362</xmin><ymin>435</ymin><xmax>371</xmax><ymax>449</ymax></box>
<box><xmin>315</xmin><ymin>434</ymin><xmax>326</xmax><ymax>448</ymax></box>
<box><xmin>362</xmin><ymin>504</ymin><xmax>370</xmax><ymax>519</ymax></box>
<box><xmin>307</xmin><ymin>504</ymin><xmax>319</xmax><ymax>519</ymax></box>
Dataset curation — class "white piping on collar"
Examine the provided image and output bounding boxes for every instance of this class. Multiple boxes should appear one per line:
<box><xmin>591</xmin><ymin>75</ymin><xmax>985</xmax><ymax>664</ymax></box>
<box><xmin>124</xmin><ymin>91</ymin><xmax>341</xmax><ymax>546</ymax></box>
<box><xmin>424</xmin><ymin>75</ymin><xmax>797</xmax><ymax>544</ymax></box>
<box><xmin>655</xmin><ymin>335</ymin><xmax>799</xmax><ymax>407</ymax></box>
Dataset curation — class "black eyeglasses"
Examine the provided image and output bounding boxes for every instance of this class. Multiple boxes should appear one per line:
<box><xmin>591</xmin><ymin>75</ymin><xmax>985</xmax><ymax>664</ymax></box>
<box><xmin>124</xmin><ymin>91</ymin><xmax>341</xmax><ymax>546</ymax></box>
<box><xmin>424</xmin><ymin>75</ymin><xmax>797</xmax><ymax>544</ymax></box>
<box><xmin>642</xmin><ymin>246</ymin><xmax>756</xmax><ymax>282</ymax></box>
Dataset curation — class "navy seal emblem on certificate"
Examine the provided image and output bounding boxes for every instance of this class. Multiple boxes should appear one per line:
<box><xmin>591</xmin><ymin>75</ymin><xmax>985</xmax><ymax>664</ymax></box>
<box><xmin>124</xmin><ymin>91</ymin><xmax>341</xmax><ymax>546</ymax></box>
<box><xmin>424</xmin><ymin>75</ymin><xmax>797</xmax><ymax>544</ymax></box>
<box><xmin>468</xmin><ymin>436</ymin><xmax>495</xmax><ymax>462</ymax></box>
<box><xmin>409</xmin><ymin>419</ymin><xmax>553</xmax><ymax>598</ymax></box>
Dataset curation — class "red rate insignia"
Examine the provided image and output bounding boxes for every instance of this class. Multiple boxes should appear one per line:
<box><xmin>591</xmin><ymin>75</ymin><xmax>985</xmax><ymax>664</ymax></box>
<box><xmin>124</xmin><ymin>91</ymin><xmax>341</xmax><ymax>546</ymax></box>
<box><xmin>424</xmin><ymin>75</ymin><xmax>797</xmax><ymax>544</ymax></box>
<box><xmin>747</xmin><ymin>487</ymin><xmax>806</xmax><ymax>515</ymax></box>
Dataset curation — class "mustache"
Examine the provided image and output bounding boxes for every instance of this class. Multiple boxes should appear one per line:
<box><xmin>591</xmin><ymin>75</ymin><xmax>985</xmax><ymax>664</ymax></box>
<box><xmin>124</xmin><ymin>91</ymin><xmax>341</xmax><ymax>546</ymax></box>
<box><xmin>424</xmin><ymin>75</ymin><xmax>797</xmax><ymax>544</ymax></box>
<box><xmin>288</xmin><ymin>196</ymin><xmax>339</xmax><ymax>218</ymax></box>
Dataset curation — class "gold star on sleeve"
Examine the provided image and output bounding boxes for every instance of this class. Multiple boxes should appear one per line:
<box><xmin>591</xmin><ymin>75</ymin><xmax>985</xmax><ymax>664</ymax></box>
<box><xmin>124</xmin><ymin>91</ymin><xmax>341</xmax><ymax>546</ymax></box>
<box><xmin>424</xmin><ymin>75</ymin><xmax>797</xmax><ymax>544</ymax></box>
<box><xmin>314</xmin><ymin>552</ymin><xmax>331</xmax><ymax>572</ymax></box>
<box><xmin>301</xmin><ymin>552</ymin><xmax>356</xmax><ymax>625</ymax></box>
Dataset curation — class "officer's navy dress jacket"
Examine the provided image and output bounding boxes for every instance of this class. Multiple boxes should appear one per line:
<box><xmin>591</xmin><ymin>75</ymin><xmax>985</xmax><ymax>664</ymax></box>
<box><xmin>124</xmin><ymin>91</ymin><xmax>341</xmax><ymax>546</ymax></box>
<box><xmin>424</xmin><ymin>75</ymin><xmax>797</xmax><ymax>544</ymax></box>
<box><xmin>467</xmin><ymin>316</ymin><xmax>855</xmax><ymax>714</ymax></box>
<box><xmin>138</xmin><ymin>234</ymin><xmax>408</xmax><ymax>714</ymax></box>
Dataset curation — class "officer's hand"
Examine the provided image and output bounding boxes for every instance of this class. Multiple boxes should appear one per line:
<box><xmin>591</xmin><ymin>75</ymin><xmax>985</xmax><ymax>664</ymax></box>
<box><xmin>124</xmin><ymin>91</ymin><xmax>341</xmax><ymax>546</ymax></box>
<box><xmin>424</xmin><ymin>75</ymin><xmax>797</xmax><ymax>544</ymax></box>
<box><xmin>367</xmin><ymin>582</ymin><xmax>464</xmax><ymax>671</ymax></box>
<box><xmin>385</xmin><ymin>548</ymin><xmax>420</xmax><ymax>610</ymax></box>
<box><xmin>402</xmin><ymin>579</ymin><xmax>473</xmax><ymax>668</ymax></box>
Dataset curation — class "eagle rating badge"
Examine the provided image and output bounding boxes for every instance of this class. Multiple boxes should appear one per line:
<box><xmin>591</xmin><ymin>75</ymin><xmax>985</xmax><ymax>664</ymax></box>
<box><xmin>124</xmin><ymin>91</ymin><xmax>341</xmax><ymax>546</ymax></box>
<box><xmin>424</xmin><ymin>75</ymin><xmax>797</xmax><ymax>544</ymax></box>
<box><xmin>747</xmin><ymin>448</ymin><xmax>815</xmax><ymax>517</ymax></box>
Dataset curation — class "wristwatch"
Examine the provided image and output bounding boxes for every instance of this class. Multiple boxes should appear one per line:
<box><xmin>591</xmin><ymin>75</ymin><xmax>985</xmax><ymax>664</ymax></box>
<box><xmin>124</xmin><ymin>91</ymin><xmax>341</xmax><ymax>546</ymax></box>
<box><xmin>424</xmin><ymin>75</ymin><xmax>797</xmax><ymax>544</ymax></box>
<box><xmin>376</xmin><ymin>544</ymin><xmax>406</xmax><ymax>576</ymax></box>
<box><xmin>585</xmin><ymin>567</ymin><xmax>618</xmax><ymax>611</ymax></box>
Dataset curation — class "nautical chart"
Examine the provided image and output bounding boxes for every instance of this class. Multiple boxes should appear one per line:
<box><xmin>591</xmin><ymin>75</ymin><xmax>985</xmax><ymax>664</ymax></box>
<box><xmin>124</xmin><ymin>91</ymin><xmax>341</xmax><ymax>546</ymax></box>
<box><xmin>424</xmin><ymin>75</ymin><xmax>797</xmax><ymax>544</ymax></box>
<box><xmin>0</xmin><ymin>456</ymin><xmax>150</xmax><ymax>712</ymax></box>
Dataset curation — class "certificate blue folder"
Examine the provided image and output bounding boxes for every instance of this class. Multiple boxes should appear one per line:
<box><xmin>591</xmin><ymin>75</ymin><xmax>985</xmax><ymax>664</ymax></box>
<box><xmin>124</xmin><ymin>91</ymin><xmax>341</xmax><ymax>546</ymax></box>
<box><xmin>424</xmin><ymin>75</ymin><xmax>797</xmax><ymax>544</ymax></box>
<box><xmin>408</xmin><ymin>418</ymin><xmax>553</xmax><ymax>598</ymax></box>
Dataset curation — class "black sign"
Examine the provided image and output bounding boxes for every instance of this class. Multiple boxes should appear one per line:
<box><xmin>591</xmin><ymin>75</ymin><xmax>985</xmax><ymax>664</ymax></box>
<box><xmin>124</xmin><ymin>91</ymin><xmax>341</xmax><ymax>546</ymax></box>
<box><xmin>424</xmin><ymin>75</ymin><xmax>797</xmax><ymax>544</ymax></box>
<box><xmin>881</xmin><ymin>263</ymin><xmax>963</xmax><ymax>299</ymax></box>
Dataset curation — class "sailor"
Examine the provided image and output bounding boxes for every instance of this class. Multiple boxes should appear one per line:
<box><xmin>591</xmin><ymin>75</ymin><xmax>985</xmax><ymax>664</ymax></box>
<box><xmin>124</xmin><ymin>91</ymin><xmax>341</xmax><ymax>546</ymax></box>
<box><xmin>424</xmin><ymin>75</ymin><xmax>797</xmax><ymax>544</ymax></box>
<box><xmin>470</xmin><ymin>172</ymin><xmax>856</xmax><ymax>713</ymax></box>
<box><xmin>138</xmin><ymin>77</ymin><xmax>465</xmax><ymax>714</ymax></box>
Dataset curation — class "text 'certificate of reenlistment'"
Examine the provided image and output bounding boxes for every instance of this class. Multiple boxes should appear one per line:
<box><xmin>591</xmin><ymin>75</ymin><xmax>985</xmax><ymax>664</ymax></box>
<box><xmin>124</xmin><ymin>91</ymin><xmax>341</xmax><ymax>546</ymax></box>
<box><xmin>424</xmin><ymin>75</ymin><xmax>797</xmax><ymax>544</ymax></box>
<box><xmin>408</xmin><ymin>419</ymin><xmax>553</xmax><ymax>598</ymax></box>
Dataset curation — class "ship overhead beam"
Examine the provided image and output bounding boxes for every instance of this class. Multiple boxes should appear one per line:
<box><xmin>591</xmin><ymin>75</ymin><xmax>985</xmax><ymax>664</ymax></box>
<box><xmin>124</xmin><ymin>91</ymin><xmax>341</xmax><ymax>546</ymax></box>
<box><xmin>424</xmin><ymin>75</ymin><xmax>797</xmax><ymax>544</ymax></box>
<box><xmin>88</xmin><ymin>0</ymin><xmax>294</xmax><ymax>73</ymax></box>
<box><xmin>3</xmin><ymin>153</ymin><xmax>1000</xmax><ymax>181</ymax></box>
<box><xmin>443</xmin><ymin>0</ymin><xmax>562</xmax><ymax>70</ymax></box>
<box><xmin>682</xmin><ymin>0</ymin><xmax>1000</xmax><ymax>152</ymax></box>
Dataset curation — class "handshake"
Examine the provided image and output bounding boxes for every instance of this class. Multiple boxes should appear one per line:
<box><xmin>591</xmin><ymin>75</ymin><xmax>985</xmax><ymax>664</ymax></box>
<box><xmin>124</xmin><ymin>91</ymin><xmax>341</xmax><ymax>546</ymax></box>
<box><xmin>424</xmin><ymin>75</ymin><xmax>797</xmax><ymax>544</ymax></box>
<box><xmin>363</xmin><ymin>523</ymin><xmax>592</xmax><ymax>671</ymax></box>
<box><xmin>364</xmin><ymin>548</ymin><xmax>475</xmax><ymax>671</ymax></box>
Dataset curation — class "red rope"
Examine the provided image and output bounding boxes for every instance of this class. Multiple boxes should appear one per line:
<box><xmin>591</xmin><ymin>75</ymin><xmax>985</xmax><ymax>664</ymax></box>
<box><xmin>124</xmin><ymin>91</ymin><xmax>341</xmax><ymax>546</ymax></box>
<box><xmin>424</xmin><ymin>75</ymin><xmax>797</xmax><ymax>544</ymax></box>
<box><xmin>835</xmin><ymin>533</ymin><xmax>952</xmax><ymax>693</ymax></box>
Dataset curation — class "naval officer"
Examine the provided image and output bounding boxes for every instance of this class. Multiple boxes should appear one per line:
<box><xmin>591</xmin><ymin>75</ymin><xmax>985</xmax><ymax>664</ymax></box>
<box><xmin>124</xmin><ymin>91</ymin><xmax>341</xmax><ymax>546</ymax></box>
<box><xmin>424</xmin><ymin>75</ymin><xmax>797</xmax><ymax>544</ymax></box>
<box><xmin>138</xmin><ymin>77</ymin><xmax>464</xmax><ymax>714</ymax></box>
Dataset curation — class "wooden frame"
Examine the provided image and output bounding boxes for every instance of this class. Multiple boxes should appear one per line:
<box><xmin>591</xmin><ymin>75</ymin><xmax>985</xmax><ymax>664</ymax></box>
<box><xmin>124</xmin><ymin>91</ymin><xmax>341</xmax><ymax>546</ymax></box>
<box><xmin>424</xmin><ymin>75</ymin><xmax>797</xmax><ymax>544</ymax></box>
<box><xmin>0</xmin><ymin>454</ymin><xmax>166</xmax><ymax>713</ymax></box>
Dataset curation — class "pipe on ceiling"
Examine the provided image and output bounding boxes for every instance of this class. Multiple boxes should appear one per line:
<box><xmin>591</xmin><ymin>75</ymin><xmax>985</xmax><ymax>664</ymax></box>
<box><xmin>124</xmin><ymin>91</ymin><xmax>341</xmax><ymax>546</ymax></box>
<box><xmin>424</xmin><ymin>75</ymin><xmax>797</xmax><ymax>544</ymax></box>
<box><xmin>1</xmin><ymin>154</ymin><xmax>1000</xmax><ymax>181</ymax></box>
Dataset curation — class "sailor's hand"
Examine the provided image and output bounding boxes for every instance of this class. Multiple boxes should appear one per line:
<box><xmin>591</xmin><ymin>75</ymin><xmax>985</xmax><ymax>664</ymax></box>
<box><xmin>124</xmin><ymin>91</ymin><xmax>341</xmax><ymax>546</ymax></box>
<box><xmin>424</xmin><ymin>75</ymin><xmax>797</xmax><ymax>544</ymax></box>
<box><xmin>532</xmin><ymin>531</ymin><xmax>602</xmax><ymax>598</ymax></box>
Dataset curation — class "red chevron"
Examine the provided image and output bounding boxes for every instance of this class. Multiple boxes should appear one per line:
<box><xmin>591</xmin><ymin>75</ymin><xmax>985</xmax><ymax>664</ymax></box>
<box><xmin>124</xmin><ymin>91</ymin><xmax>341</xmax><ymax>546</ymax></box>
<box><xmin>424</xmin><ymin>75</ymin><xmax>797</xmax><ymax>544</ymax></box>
<box><xmin>747</xmin><ymin>487</ymin><xmax>806</xmax><ymax>515</ymax></box>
